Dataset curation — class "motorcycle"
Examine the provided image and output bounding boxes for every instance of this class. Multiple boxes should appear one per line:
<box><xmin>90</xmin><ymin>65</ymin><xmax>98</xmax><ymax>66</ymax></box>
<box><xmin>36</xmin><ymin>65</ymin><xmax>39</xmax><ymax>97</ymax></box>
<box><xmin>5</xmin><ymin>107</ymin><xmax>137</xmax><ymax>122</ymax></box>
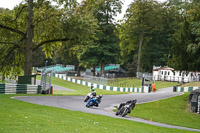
<box><xmin>115</xmin><ymin>99</ymin><xmax>137</xmax><ymax>117</ymax></box>
<box><xmin>86</xmin><ymin>94</ymin><xmax>103</xmax><ymax>108</ymax></box>
<box><xmin>84</xmin><ymin>91</ymin><xmax>96</xmax><ymax>102</ymax></box>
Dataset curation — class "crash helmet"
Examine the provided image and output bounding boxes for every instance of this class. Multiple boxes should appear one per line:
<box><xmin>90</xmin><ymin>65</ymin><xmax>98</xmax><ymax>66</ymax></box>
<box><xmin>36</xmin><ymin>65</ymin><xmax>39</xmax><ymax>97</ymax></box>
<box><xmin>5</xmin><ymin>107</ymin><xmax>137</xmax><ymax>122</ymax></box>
<box><xmin>133</xmin><ymin>99</ymin><xmax>137</xmax><ymax>103</ymax></box>
<box><xmin>91</xmin><ymin>85</ymin><xmax>95</xmax><ymax>91</ymax></box>
<box><xmin>91</xmin><ymin>88</ymin><xmax>95</xmax><ymax>92</ymax></box>
<box><xmin>99</xmin><ymin>94</ymin><xmax>103</xmax><ymax>98</ymax></box>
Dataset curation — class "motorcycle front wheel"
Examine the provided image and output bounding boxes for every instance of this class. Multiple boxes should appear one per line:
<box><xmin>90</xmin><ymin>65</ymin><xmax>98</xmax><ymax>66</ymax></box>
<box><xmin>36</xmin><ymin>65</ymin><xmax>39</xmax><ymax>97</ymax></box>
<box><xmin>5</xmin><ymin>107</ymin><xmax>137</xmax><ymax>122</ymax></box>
<box><xmin>121</xmin><ymin>108</ymin><xmax>128</xmax><ymax>117</ymax></box>
<box><xmin>115</xmin><ymin>110</ymin><xmax>120</xmax><ymax>115</ymax></box>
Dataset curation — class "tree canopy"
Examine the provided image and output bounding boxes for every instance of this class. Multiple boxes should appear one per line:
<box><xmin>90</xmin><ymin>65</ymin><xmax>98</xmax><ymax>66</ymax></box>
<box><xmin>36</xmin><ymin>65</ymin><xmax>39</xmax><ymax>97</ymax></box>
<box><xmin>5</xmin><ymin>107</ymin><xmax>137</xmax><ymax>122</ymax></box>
<box><xmin>0</xmin><ymin>0</ymin><xmax>97</xmax><ymax>79</ymax></box>
<box><xmin>0</xmin><ymin>0</ymin><xmax>200</xmax><ymax>79</ymax></box>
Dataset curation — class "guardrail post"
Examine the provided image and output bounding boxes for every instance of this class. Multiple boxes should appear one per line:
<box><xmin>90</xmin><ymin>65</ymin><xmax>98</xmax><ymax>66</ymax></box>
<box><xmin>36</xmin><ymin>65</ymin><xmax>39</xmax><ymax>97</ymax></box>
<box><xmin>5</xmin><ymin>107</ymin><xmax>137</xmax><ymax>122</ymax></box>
<box><xmin>173</xmin><ymin>86</ymin><xmax>177</xmax><ymax>92</ymax></box>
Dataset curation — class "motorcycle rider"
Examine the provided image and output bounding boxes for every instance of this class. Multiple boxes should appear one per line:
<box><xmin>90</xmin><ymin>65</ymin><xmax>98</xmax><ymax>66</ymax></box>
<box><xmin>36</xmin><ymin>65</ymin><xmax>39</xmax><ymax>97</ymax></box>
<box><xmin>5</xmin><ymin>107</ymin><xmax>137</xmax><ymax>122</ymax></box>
<box><xmin>84</xmin><ymin>85</ymin><xmax>96</xmax><ymax>102</ymax></box>
<box><xmin>90</xmin><ymin>85</ymin><xmax>96</xmax><ymax>97</ymax></box>
<box><xmin>128</xmin><ymin>99</ymin><xmax>137</xmax><ymax>112</ymax></box>
<box><xmin>86</xmin><ymin>94</ymin><xmax>103</xmax><ymax>108</ymax></box>
<box><xmin>117</xmin><ymin>99</ymin><xmax>137</xmax><ymax>114</ymax></box>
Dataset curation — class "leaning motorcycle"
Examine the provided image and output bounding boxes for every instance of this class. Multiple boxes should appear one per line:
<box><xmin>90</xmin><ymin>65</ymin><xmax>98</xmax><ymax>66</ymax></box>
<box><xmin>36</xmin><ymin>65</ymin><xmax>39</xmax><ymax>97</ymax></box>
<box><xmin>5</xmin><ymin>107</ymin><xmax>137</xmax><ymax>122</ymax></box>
<box><xmin>86</xmin><ymin>95</ymin><xmax>102</xmax><ymax>108</ymax></box>
<box><xmin>115</xmin><ymin>99</ymin><xmax>137</xmax><ymax>117</ymax></box>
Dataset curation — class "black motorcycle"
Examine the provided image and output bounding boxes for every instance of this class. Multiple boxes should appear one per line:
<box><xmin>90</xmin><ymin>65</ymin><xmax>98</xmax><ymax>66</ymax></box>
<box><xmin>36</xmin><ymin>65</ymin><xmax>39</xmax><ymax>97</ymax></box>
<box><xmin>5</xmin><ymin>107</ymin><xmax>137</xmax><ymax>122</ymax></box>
<box><xmin>115</xmin><ymin>99</ymin><xmax>137</xmax><ymax>117</ymax></box>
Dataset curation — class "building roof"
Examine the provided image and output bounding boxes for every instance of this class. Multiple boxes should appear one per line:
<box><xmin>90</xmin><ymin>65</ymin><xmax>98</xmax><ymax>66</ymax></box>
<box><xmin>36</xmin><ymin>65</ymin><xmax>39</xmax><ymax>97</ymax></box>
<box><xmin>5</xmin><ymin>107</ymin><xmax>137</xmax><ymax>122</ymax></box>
<box><xmin>153</xmin><ymin>66</ymin><xmax>174</xmax><ymax>71</ymax></box>
<box><xmin>38</xmin><ymin>65</ymin><xmax>74</xmax><ymax>73</ymax></box>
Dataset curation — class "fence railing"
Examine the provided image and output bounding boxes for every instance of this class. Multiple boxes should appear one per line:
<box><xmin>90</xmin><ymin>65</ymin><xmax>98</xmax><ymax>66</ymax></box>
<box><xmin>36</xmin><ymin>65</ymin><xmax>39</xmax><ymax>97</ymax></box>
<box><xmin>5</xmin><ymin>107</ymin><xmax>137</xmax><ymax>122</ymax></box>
<box><xmin>153</xmin><ymin>75</ymin><xmax>200</xmax><ymax>82</ymax></box>
<box><xmin>137</xmin><ymin>72</ymin><xmax>152</xmax><ymax>79</ymax></box>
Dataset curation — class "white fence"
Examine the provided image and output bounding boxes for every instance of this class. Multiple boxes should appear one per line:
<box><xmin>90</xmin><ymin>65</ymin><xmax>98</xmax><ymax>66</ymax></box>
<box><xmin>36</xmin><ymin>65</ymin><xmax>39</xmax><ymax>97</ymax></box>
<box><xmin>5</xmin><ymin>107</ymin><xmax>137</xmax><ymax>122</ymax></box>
<box><xmin>153</xmin><ymin>75</ymin><xmax>200</xmax><ymax>83</ymax></box>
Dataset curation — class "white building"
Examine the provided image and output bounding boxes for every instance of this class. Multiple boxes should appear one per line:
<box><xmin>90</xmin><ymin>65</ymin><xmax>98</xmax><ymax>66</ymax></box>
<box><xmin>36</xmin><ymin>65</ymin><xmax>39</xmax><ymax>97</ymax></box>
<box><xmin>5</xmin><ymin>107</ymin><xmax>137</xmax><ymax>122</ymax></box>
<box><xmin>152</xmin><ymin>66</ymin><xmax>200</xmax><ymax>82</ymax></box>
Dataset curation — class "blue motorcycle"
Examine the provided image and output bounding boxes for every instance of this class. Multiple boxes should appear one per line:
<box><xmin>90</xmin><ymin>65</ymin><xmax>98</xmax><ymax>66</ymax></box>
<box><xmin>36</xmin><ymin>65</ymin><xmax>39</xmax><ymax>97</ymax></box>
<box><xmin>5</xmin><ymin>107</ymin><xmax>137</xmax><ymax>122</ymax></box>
<box><xmin>86</xmin><ymin>95</ymin><xmax>103</xmax><ymax>108</ymax></box>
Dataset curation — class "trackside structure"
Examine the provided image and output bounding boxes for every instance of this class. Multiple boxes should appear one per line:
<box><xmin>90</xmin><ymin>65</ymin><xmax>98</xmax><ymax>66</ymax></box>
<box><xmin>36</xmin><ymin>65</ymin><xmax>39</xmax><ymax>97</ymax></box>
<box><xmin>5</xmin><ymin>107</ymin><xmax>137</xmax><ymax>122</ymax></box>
<box><xmin>153</xmin><ymin>66</ymin><xmax>200</xmax><ymax>82</ymax></box>
<box><xmin>38</xmin><ymin>65</ymin><xmax>74</xmax><ymax>93</ymax></box>
<box><xmin>85</xmin><ymin>64</ymin><xmax>126</xmax><ymax>78</ymax></box>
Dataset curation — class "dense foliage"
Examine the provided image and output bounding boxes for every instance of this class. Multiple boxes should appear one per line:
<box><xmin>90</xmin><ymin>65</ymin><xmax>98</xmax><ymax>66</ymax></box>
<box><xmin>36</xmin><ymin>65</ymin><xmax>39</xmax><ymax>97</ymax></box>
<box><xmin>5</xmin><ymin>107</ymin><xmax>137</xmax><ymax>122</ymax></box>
<box><xmin>0</xmin><ymin>0</ymin><xmax>200</xmax><ymax>78</ymax></box>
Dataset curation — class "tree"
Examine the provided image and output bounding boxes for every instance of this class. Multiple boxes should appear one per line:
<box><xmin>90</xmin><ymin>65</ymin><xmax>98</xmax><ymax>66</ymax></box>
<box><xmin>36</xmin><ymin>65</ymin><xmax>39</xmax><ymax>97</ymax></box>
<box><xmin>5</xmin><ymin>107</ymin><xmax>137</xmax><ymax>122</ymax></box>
<box><xmin>120</xmin><ymin>0</ymin><xmax>163</xmax><ymax>73</ymax></box>
<box><xmin>119</xmin><ymin>0</ymin><xmax>181</xmax><ymax>75</ymax></box>
<box><xmin>54</xmin><ymin>4</ymin><xmax>99</xmax><ymax>76</ymax></box>
<box><xmin>32</xmin><ymin>48</ymin><xmax>46</xmax><ymax>67</ymax></box>
<box><xmin>0</xmin><ymin>0</ymin><xmax>98</xmax><ymax>79</ymax></box>
<box><xmin>140</xmin><ymin>1</ymin><xmax>182</xmax><ymax>72</ymax></box>
<box><xmin>77</xmin><ymin>0</ymin><xmax>122</xmax><ymax>77</ymax></box>
<box><xmin>120</xmin><ymin>0</ymin><xmax>161</xmax><ymax>73</ymax></box>
<box><xmin>168</xmin><ymin>0</ymin><xmax>200</xmax><ymax>71</ymax></box>
<box><xmin>25</xmin><ymin>0</ymin><xmax>34</xmax><ymax>76</ymax></box>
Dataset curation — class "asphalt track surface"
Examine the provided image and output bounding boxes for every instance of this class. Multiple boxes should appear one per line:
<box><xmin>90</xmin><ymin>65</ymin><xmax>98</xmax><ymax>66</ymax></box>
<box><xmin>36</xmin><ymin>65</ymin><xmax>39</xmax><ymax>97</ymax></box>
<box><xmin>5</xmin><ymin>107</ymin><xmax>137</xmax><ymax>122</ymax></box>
<box><xmin>13</xmin><ymin>86</ymin><xmax>200</xmax><ymax>132</ymax></box>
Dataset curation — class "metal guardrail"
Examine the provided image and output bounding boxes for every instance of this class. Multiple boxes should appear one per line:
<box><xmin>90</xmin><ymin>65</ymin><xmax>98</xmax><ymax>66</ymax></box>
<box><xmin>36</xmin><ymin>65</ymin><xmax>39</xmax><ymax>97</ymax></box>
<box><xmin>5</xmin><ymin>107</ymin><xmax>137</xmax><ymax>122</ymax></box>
<box><xmin>173</xmin><ymin>86</ymin><xmax>200</xmax><ymax>92</ymax></box>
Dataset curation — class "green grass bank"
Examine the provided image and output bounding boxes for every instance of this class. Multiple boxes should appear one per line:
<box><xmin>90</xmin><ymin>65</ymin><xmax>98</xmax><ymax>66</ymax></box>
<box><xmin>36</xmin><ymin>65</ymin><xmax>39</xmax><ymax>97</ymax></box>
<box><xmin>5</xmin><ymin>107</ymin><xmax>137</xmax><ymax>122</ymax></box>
<box><xmin>129</xmin><ymin>93</ymin><xmax>200</xmax><ymax>129</ymax></box>
<box><xmin>107</xmin><ymin>78</ymin><xmax>179</xmax><ymax>89</ymax></box>
<box><xmin>0</xmin><ymin>94</ymin><xmax>196</xmax><ymax>133</ymax></box>
<box><xmin>181</xmin><ymin>82</ymin><xmax>200</xmax><ymax>87</ymax></box>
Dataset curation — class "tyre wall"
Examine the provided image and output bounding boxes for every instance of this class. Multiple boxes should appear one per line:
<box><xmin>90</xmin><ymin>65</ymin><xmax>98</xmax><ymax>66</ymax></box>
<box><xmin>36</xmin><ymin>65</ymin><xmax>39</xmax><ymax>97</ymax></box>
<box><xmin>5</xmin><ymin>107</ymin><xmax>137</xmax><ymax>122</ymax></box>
<box><xmin>0</xmin><ymin>83</ymin><xmax>41</xmax><ymax>94</ymax></box>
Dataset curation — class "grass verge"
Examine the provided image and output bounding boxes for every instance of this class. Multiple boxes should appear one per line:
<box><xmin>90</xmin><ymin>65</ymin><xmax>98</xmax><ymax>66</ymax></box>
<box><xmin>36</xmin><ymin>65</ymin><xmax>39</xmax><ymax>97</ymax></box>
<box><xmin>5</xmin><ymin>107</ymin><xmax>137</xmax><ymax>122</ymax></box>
<box><xmin>180</xmin><ymin>82</ymin><xmax>200</xmax><ymax>87</ymax></box>
<box><xmin>128</xmin><ymin>93</ymin><xmax>200</xmax><ymax>129</ymax></box>
<box><xmin>0</xmin><ymin>94</ymin><xmax>195</xmax><ymax>133</ymax></box>
<box><xmin>152</xmin><ymin>81</ymin><xmax>180</xmax><ymax>89</ymax></box>
<box><xmin>107</xmin><ymin>78</ymin><xmax>180</xmax><ymax>89</ymax></box>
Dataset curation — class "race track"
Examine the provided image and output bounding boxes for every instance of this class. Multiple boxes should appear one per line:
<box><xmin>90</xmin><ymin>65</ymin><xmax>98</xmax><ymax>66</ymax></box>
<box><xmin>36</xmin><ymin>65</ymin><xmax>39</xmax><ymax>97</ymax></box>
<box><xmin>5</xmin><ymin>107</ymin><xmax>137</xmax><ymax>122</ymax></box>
<box><xmin>13</xmin><ymin>87</ymin><xmax>200</xmax><ymax>132</ymax></box>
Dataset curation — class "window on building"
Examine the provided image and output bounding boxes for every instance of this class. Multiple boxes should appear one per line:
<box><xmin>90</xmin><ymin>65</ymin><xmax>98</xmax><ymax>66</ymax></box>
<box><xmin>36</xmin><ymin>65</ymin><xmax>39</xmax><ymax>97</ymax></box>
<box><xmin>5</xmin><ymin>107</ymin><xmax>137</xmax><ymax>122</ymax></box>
<box><xmin>186</xmin><ymin>72</ymin><xmax>188</xmax><ymax>77</ymax></box>
<box><xmin>179</xmin><ymin>72</ymin><xmax>181</xmax><ymax>76</ymax></box>
<box><xmin>165</xmin><ymin>71</ymin><xmax>167</xmax><ymax>75</ymax></box>
<box><xmin>168</xmin><ymin>71</ymin><xmax>170</xmax><ymax>75</ymax></box>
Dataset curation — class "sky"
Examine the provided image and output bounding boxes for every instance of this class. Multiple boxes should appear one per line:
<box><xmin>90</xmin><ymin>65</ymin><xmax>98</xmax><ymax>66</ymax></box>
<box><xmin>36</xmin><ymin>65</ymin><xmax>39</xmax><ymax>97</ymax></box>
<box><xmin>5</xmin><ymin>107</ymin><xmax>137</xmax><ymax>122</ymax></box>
<box><xmin>0</xmin><ymin>0</ymin><xmax>165</xmax><ymax>20</ymax></box>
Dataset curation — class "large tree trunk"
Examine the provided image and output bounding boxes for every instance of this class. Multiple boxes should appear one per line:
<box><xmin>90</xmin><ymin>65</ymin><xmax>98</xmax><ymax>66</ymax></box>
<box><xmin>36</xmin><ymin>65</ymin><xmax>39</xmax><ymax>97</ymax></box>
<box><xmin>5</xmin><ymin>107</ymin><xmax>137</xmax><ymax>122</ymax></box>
<box><xmin>24</xmin><ymin>0</ymin><xmax>34</xmax><ymax>76</ymax></box>
<box><xmin>136</xmin><ymin>3</ymin><xmax>145</xmax><ymax>73</ymax></box>
<box><xmin>92</xmin><ymin>64</ymin><xmax>96</xmax><ymax>76</ymax></box>
<box><xmin>100</xmin><ymin>61</ymin><xmax>105</xmax><ymax>77</ymax></box>
<box><xmin>136</xmin><ymin>33</ymin><xmax>144</xmax><ymax>72</ymax></box>
<box><xmin>77</xmin><ymin>62</ymin><xmax>80</xmax><ymax>76</ymax></box>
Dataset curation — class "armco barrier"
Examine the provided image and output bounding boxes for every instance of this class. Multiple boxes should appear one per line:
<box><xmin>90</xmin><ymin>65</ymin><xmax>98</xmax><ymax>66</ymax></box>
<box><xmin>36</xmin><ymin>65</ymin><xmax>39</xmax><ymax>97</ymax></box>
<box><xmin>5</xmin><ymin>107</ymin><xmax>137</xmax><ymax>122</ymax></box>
<box><xmin>173</xmin><ymin>86</ymin><xmax>200</xmax><ymax>92</ymax></box>
<box><xmin>0</xmin><ymin>83</ymin><xmax>41</xmax><ymax>94</ymax></box>
<box><xmin>54</xmin><ymin>74</ymin><xmax>148</xmax><ymax>93</ymax></box>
